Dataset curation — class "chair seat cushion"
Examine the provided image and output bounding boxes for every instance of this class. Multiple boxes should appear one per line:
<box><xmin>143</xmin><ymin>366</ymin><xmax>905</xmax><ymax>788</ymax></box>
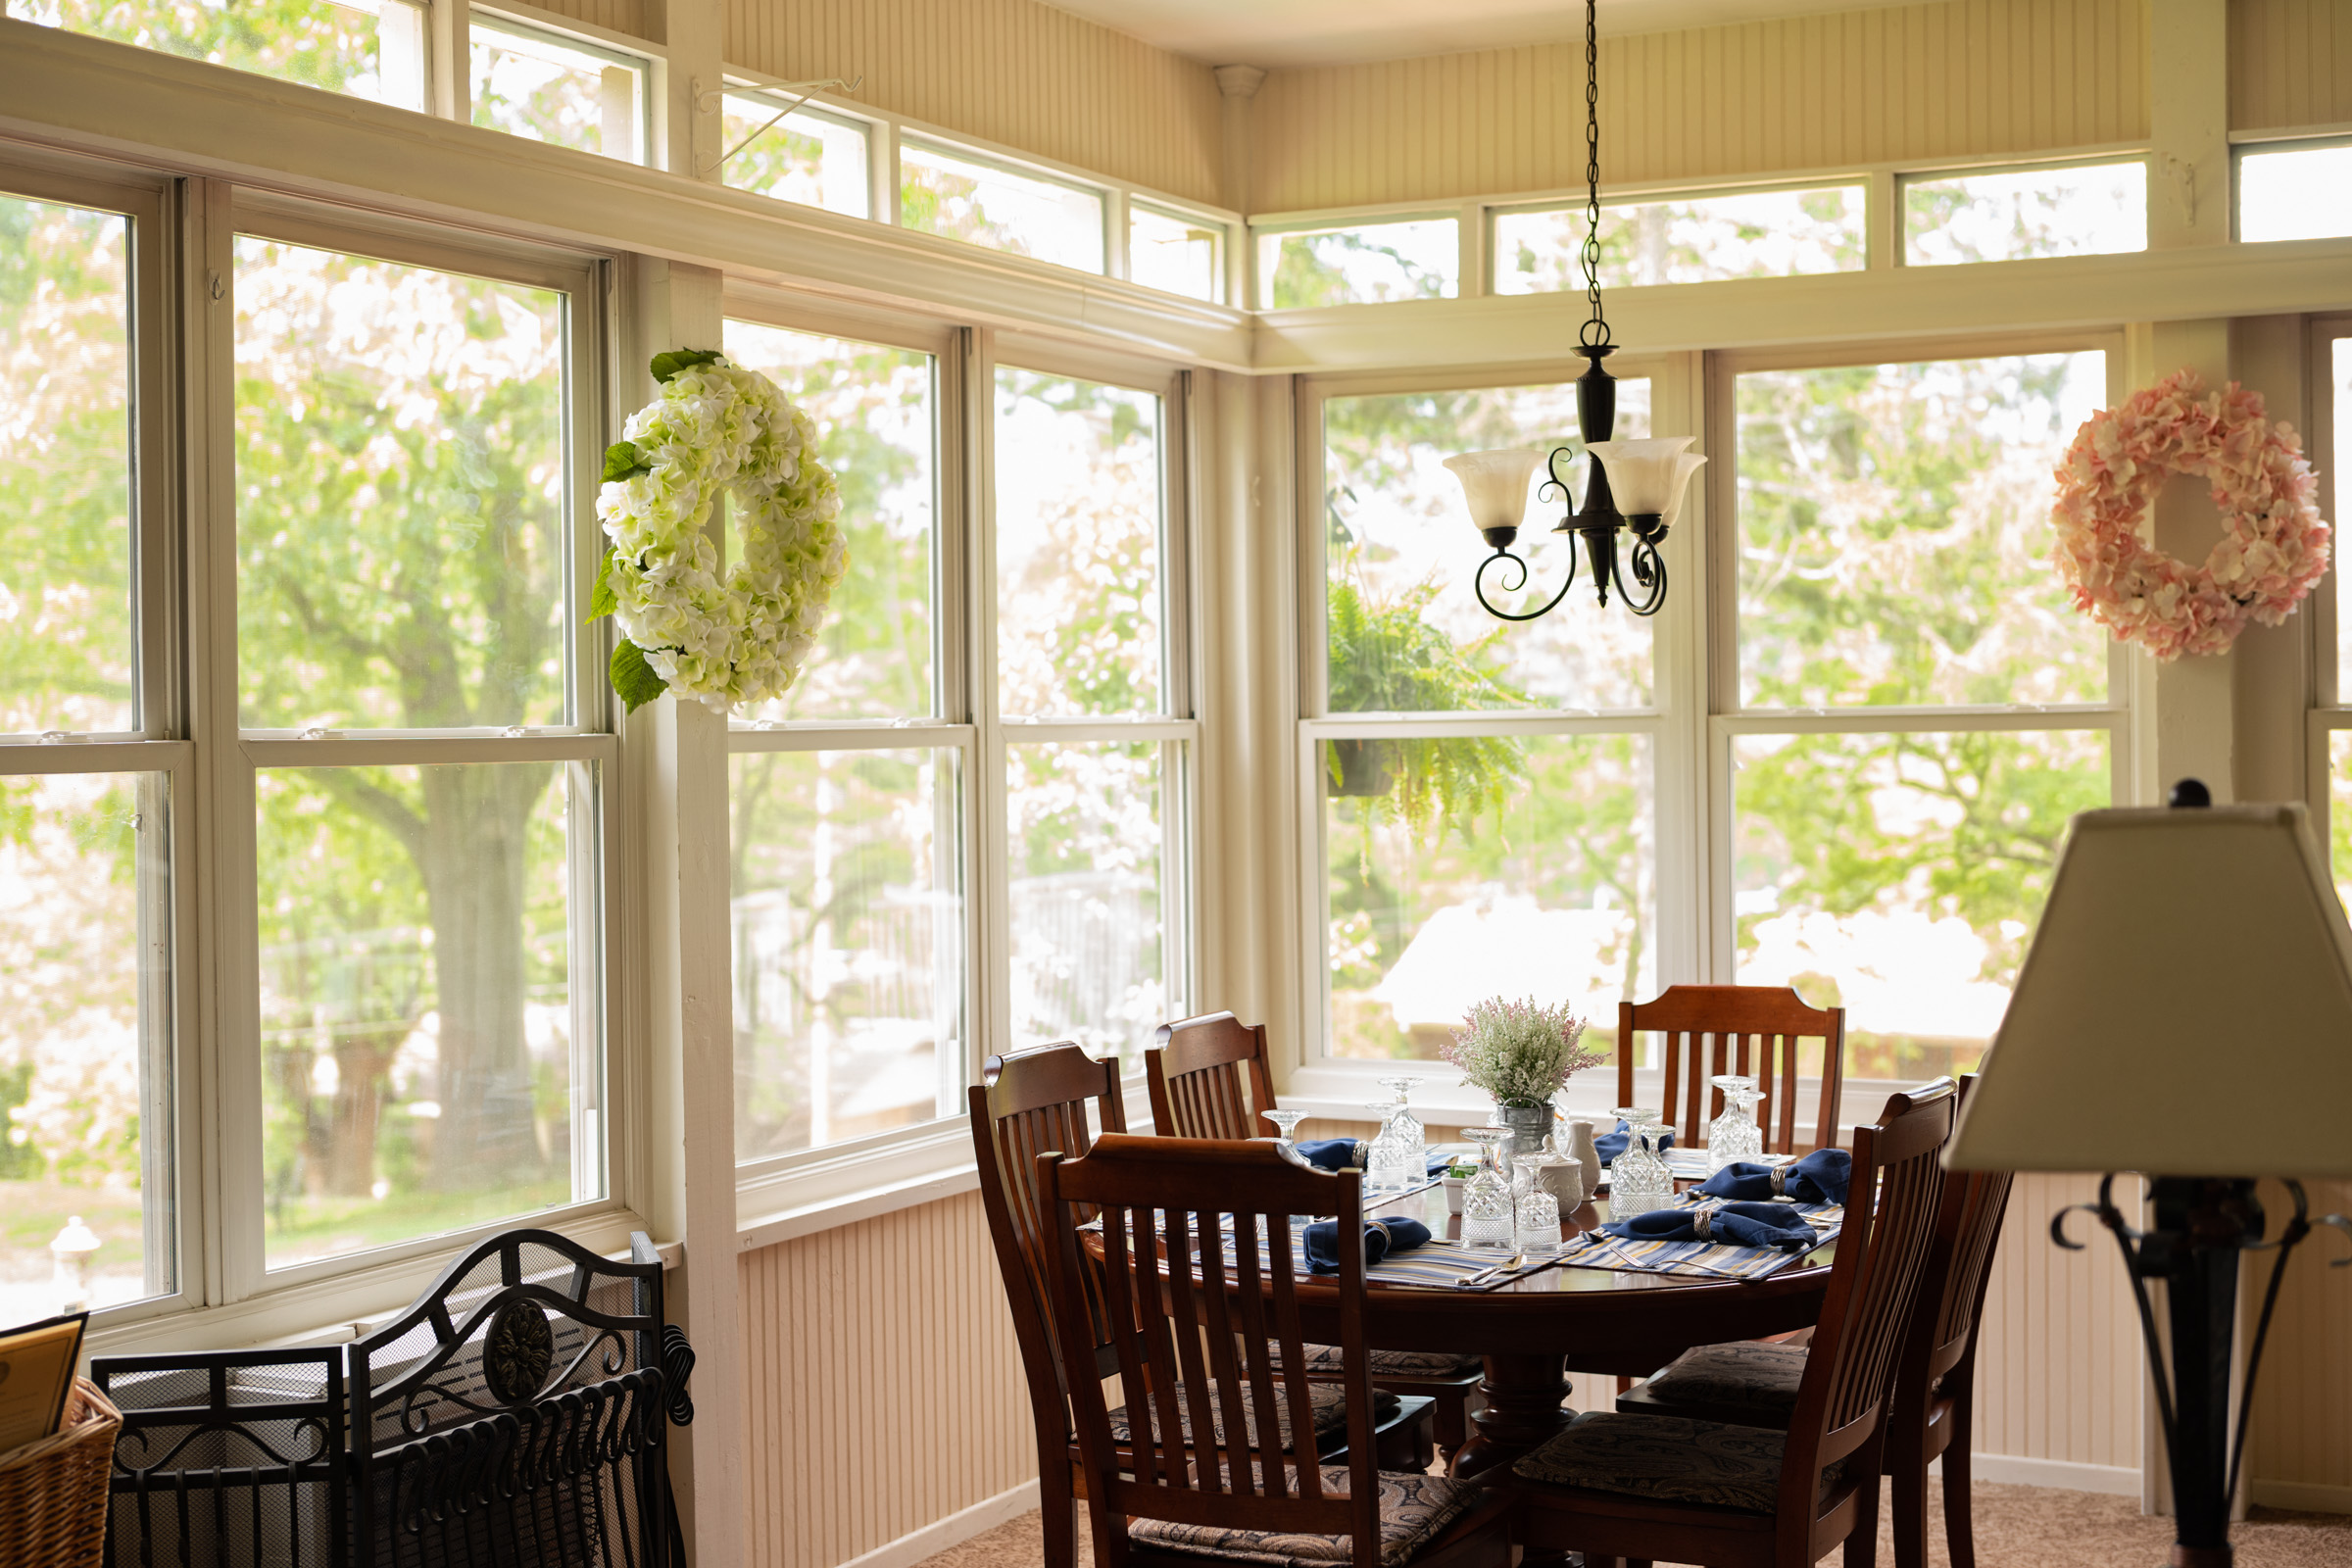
<box><xmin>1130</xmin><ymin>1468</ymin><xmax>1480</xmax><ymax>1567</ymax></box>
<box><xmin>1511</xmin><ymin>1411</ymin><xmax>1839</xmax><ymax>1515</ymax></box>
<box><xmin>1105</xmin><ymin>1381</ymin><xmax>1398</xmax><ymax>1453</ymax></box>
<box><xmin>1270</xmin><ymin>1342</ymin><xmax>1482</xmax><ymax>1380</ymax></box>
<box><xmin>1638</xmin><ymin>1342</ymin><xmax>1808</xmax><ymax>1420</ymax></box>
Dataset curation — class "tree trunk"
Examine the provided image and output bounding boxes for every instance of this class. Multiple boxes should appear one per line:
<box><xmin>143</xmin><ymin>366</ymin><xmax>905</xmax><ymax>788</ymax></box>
<box><xmin>415</xmin><ymin>763</ymin><xmax>555</xmax><ymax>1189</ymax></box>
<box><xmin>326</xmin><ymin>1033</ymin><xmax>398</xmax><ymax>1197</ymax></box>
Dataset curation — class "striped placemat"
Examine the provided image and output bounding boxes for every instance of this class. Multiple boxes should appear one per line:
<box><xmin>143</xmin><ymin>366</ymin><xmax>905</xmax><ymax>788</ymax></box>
<box><xmin>1213</xmin><ymin>1216</ymin><xmax>1562</xmax><ymax>1292</ymax></box>
<box><xmin>1560</xmin><ymin>1197</ymin><xmax>1840</xmax><ymax>1282</ymax></box>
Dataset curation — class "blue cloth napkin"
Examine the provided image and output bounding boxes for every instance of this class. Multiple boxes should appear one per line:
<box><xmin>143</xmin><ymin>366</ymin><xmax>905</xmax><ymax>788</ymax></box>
<box><xmin>1694</xmin><ymin>1148</ymin><xmax>1851</xmax><ymax>1205</ymax></box>
<box><xmin>1302</xmin><ymin>1216</ymin><xmax>1434</xmax><ymax>1274</ymax></box>
<box><xmin>1593</xmin><ymin>1120</ymin><xmax>1676</xmax><ymax>1165</ymax></box>
<box><xmin>1294</xmin><ymin>1140</ymin><xmax>1457</xmax><ymax>1178</ymax></box>
<box><xmin>1294</xmin><ymin>1138</ymin><xmax>1365</xmax><ymax>1171</ymax></box>
<box><xmin>1602</xmin><ymin>1200</ymin><xmax>1818</xmax><ymax>1252</ymax></box>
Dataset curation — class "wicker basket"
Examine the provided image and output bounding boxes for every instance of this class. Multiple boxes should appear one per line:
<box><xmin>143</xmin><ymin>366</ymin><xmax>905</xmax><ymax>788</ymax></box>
<box><xmin>0</xmin><ymin>1376</ymin><xmax>120</xmax><ymax>1568</ymax></box>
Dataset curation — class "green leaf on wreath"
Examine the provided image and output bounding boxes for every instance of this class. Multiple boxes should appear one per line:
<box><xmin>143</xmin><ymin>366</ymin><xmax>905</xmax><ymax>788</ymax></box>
<box><xmin>587</xmin><ymin>545</ymin><xmax>617</xmax><ymax>621</ymax></box>
<box><xmin>610</xmin><ymin>639</ymin><xmax>668</xmax><ymax>712</ymax></box>
<box><xmin>650</xmin><ymin>348</ymin><xmax>724</xmax><ymax>384</ymax></box>
<box><xmin>602</xmin><ymin>440</ymin><xmax>650</xmax><ymax>482</ymax></box>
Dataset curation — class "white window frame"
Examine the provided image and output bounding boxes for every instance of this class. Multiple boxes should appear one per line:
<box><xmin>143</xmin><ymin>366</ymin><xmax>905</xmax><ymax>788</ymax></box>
<box><xmin>201</xmin><ymin>190</ymin><xmax>634</xmax><ymax>1315</ymax></box>
<box><xmin>713</xmin><ymin>83</ymin><xmax>881</xmax><ymax>220</ymax></box>
<box><xmin>2303</xmin><ymin>315</ymin><xmax>2352</xmax><ymax>842</ymax></box>
<box><xmin>1284</xmin><ymin>353</ymin><xmax>1704</xmax><ymax>1123</ymax></box>
<box><xmin>1487</xmin><ymin>174</ymin><xmax>1872</xmax><ymax>297</ymax></box>
<box><xmin>1892</xmin><ymin>151</ymin><xmax>2153</xmax><ymax>268</ymax></box>
<box><xmin>1249</xmin><ymin>207</ymin><xmax>1468</xmax><ymax>311</ymax></box>
<box><xmin>2230</xmin><ymin>133</ymin><xmax>2352</xmax><ymax>244</ymax></box>
<box><xmin>721</xmin><ymin>303</ymin><xmax>1200</xmax><ymax>1229</ymax></box>
<box><xmin>466</xmin><ymin>3</ymin><xmax>661</xmax><ymax>166</ymax></box>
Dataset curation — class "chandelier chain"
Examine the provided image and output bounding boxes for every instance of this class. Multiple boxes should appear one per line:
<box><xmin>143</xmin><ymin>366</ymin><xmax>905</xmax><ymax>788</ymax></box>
<box><xmin>1579</xmin><ymin>0</ymin><xmax>1609</xmax><ymax>349</ymax></box>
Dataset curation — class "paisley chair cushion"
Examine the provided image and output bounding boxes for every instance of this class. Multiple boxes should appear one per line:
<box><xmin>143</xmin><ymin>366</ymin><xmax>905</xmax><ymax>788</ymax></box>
<box><xmin>1104</xmin><ymin>1380</ymin><xmax>1398</xmax><ymax>1452</ymax></box>
<box><xmin>1129</xmin><ymin>1467</ymin><xmax>1480</xmax><ymax>1567</ymax></box>
<box><xmin>1511</xmin><ymin>1411</ymin><xmax>1840</xmax><ymax>1515</ymax></box>
<box><xmin>1638</xmin><ymin>1341</ymin><xmax>1808</xmax><ymax>1420</ymax></box>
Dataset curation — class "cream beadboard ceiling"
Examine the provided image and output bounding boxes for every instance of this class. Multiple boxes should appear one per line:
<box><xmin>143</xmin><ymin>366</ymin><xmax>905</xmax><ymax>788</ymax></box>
<box><xmin>1042</xmin><ymin>0</ymin><xmax>1922</xmax><ymax>68</ymax></box>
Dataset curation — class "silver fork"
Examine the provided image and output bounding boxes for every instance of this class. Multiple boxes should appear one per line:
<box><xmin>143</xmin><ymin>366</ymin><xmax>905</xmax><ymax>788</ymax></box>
<box><xmin>1453</xmin><ymin>1250</ymin><xmax>1526</xmax><ymax>1289</ymax></box>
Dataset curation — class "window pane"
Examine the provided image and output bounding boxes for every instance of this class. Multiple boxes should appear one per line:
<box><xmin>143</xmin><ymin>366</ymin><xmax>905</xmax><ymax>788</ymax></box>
<box><xmin>235</xmin><ymin>238</ymin><xmax>568</xmax><ymax>731</ymax></box>
<box><xmin>1733</xmin><ymin>728</ymin><xmax>2107</xmax><ymax>1080</ymax></box>
<box><xmin>0</xmin><ymin>772</ymin><xmax>171</xmax><ymax>1322</ymax></box>
<box><xmin>900</xmin><ymin>143</ymin><xmax>1105</xmax><ymax>274</ymax></box>
<box><xmin>1326</xmin><ymin>734</ymin><xmax>1651</xmax><ymax>1064</ymax></box>
<box><xmin>0</xmin><ymin>193</ymin><xmax>136</xmax><ymax>735</ymax></box>
<box><xmin>1736</xmin><ymin>353</ymin><xmax>2108</xmax><ymax>709</ymax></box>
<box><xmin>257</xmin><ymin>760</ymin><xmax>595</xmax><ymax>1270</ymax></box>
<box><xmin>731</xmin><ymin>749</ymin><xmax>962</xmax><ymax>1160</ymax></box>
<box><xmin>2240</xmin><ymin>145</ymin><xmax>2352</xmax><ymax>243</ymax></box>
<box><xmin>1007</xmin><ymin>740</ymin><xmax>1169</xmax><ymax>1068</ymax></box>
<box><xmin>995</xmin><ymin>368</ymin><xmax>1162</xmax><ymax>717</ymax></box>
<box><xmin>2328</xmin><ymin>734</ymin><xmax>2352</xmax><ymax>906</ymax></box>
<box><xmin>1326</xmin><ymin>382</ymin><xmax>1652</xmax><ymax>712</ymax></box>
<box><xmin>2336</xmin><ymin>341</ymin><xmax>2352</xmax><ymax>703</ymax></box>
<box><xmin>469</xmin><ymin>19</ymin><xmax>645</xmax><ymax>162</ymax></box>
<box><xmin>1261</xmin><ymin>220</ymin><xmax>1458</xmax><ymax>308</ymax></box>
<box><xmin>23</xmin><ymin>0</ymin><xmax>425</xmax><ymax>110</ymax></box>
<box><xmin>721</xmin><ymin>94</ymin><xmax>871</xmax><ymax>218</ymax></box>
<box><xmin>722</xmin><ymin>321</ymin><xmax>935</xmax><ymax>721</ymax></box>
<box><xmin>1130</xmin><ymin>206</ymin><xmax>1222</xmax><ymax>302</ymax></box>
<box><xmin>1494</xmin><ymin>185</ymin><xmax>1865</xmax><ymax>294</ymax></box>
<box><xmin>1902</xmin><ymin>162</ymin><xmax>2146</xmax><ymax>265</ymax></box>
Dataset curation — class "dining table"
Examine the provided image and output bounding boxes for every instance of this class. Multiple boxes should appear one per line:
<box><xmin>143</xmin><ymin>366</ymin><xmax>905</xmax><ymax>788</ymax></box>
<box><xmin>1092</xmin><ymin>1167</ymin><xmax>1838</xmax><ymax>1482</ymax></box>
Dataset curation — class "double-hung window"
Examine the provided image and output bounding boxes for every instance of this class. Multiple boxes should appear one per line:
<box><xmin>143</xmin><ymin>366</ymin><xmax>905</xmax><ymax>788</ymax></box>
<box><xmin>1719</xmin><ymin>343</ymin><xmax>2125</xmax><ymax>1097</ymax></box>
<box><xmin>1300</xmin><ymin>368</ymin><xmax>1672</xmax><ymax>1088</ymax></box>
<box><xmin>225</xmin><ymin>203</ymin><xmax>614</xmax><ymax>1287</ymax></box>
<box><xmin>2310</xmin><ymin>319</ymin><xmax>2352</xmax><ymax>894</ymax></box>
<box><xmin>722</xmin><ymin>308</ymin><xmax>1196</xmax><ymax>1200</ymax></box>
<box><xmin>0</xmin><ymin>158</ymin><xmax>181</xmax><ymax>1326</ymax></box>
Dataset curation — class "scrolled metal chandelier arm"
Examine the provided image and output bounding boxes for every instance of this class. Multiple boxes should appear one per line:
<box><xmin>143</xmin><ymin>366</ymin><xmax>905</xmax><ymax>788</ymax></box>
<box><xmin>1473</xmin><ymin>545</ymin><xmax>1577</xmax><ymax>621</ymax></box>
<box><xmin>1622</xmin><ymin>535</ymin><xmax>1669</xmax><ymax>616</ymax></box>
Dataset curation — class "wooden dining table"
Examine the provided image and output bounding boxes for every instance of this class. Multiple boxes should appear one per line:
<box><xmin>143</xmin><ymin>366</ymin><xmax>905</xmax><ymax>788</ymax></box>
<box><xmin>1090</xmin><ymin>1175</ymin><xmax>1837</xmax><ymax>1481</ymax></box>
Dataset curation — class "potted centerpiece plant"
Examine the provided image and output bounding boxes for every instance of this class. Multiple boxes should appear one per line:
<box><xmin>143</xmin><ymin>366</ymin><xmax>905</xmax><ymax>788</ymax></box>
<box><xmin>1444</xmin><ymin>997</ymin><xmax>1606</xmax><ymax>1163</ymax></box>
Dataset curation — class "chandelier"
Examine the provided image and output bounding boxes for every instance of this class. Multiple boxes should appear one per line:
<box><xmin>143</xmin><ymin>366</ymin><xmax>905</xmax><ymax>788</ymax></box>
<box><xmin>1445</xmin><ymin>0</ymin><xmax>1704</xmax><ymax>621</ymax></box>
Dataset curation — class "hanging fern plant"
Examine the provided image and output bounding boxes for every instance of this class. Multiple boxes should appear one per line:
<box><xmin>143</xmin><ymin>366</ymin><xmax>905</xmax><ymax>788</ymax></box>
<box><xmin>1325</xmin><ymin>577</ymin><xmax>1530</xmax><ymax>841</ymax></box>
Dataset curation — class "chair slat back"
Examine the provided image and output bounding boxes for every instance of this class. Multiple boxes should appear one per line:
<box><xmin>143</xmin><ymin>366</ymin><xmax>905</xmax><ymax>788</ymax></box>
<box><xmin>969</xmin><ymin>1045</ymin><xmax>1129</xmax><ymax>1409</ymax></box>
<box><xmin>1617</xmin><ymin>985</ymin><xmax>1846</xmax><ymax>1153</ymax></box>
<box><xmin>1924</xmin><ymin>1077</ymin><xmax>2015</xmax><ymax>1384</ymax></box>
<box><xmin>1040</xmin><ymin>1136</ymin><xmax>1382</xmax><ymax>1568</ymax></box>
<box><xmin>1780</xmin><ymin>1077</ymin><xmax>1956</xmax><ymax>1501</ymax></box>
<box><xmin>1148</xmin><ymin>1012</ymin><xmax>1278</xmax><ymax>1142</ymax></box>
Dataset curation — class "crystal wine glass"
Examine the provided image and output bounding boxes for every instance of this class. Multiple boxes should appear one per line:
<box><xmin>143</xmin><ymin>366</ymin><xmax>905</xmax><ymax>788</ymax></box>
<box><xmin>1262</xmin><ymin>1107</ymin><xmax>1305</xmax><ymax>1149</ymax></box>
<box><xmin>1363</xmin><ymin>1102</ymin><xmax>1409</xmax><ymax>1192</ymax></box>
<box><xmin>1513</xmin><ymin>1152</ymin><xmax>1562</xmax><ymax>1256</ymax></box>
<box><xmin>1370</xmin><ymin>1078</ymin><xmax>1425</xmax><ymax>1190</ymax></box>
<box><xmin>1609</xmin><ymin>1106</ymin><xmax>1661</xmax><ymax>1161</ymax></box>
<box><xmin>1707</xmin><ymin>1074</ymin><xmax>1765</xmax><ymax>1174</ymax></box>
<box><xmin>1459</xmin><ymin>1128</ymin><xmax>1516</xmax><ymax>1249</ymax></box>
<box><xmin>1610</xmin><ymin>1121</ymin><xmax>1676</xmax><ymax>1219</ymax></box>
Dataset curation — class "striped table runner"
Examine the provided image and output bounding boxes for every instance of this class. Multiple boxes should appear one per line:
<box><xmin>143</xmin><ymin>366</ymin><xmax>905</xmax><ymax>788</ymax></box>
<box><xmin>1560</xmin><ymin>1197</ymin><xmax>1840</xmax><ymax>1282</ymax></box>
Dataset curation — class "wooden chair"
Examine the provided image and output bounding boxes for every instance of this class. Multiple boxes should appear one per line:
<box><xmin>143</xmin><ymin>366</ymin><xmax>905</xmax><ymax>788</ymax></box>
<box><xmin>1510</xmin><ymin>1078</ymin><xmax>1958</xmax><ymax>1568</ymax></box>
<box><xmin>1037</xmin><ymin>1134</ymin><xmax>1517</xmax><ymax>1568</ymax></box>
<box><xmin>971</xmin><ymin>1044</ymin><xmax>1432</xmax><ymax>1568</ymax></box>
<box><xmin>1147</xmin><ymin>1011</ymin><xmax>1487</xmax><ymax>1460</ymax></box>
<box><xmin>1619</xmin><ymin>1076</ymin><xmax>2015</xmax><ymax>1568</ymax></box>
<box><xmin>1617</xmin><ymin>985</ymin><xmax>1848</xmax><ymax>1155</ymax></box>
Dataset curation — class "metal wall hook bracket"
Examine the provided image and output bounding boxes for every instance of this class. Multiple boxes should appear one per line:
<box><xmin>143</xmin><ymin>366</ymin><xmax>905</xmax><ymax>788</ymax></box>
<box><xmin>694</xmin><ymin>74</ymin><xmax>863</xmax><ymax>174</ymax></box>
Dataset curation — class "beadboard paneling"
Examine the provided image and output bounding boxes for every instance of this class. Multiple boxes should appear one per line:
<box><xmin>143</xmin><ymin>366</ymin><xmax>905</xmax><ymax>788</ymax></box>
<box><xmin>531</xmin><ymin>0</ymin><xmax>651</xmax><ymax>44</ymax></box>
<box><xmin>738</xmin><ymin>1189</ymin><xmax>1034</xmax><ymax>1566</ymax></box>
<box><xmin>722</xmin><ymin>0</ymin><xmax>1225</xmax><ymax>205</ymax></box>
<box><xmin>2231</xmin><ymin>0</ymin><xmax>2352</xmax><ymax>130</ymax></box>
<box><xmin>1251</xmin><ymin>0</ymin><xmax>2151</xmax><ymax>212</ymax></box>
<box><xmin>2246</xmin><ymin>1177</ymin><xmax>2352</xmax><ymax>1493</ymax></box>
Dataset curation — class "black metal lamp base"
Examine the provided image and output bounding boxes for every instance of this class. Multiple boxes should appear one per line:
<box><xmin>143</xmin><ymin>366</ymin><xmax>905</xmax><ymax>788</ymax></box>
<box><xmin>2058</xmin><ymin>1176</ymin><xmax>2350</xmax><ymax>1567</ymax></box>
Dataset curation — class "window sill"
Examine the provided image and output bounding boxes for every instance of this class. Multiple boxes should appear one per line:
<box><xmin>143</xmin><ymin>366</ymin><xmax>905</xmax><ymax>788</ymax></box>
<box><xmin>736</xmin><ymin>1119</ymin><xmax>977</xmax><ymax>1249</ymax></box>
<box><xmin>79</xmin><ymin>1208</ymin><xmax>669</xmax><ymax>1362</ymax></box>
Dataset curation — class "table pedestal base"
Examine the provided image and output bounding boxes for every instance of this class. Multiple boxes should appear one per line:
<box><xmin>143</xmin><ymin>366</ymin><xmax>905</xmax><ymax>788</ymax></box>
<box><xmin>1449</xmin><ymin>1353</ymin><xmax>1573</xmax><ymax>1480</ymax></box>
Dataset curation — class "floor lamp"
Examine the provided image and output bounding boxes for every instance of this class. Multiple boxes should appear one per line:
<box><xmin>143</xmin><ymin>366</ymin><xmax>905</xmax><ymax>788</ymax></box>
<box><xmin>1946</xmin><ymin>783</ymin><xmax>2352</xmax><ymax>1568</ymax></box>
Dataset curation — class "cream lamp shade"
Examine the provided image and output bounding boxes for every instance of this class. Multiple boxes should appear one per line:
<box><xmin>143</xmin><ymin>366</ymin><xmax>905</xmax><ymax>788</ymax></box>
<box><xmin>1443</xmin><ymin>449</ymin><xmax>1544</xmax><ymax>533</ymax></box>
<box><xmin>1946</xmin><ymin>802</ymin><xmax>2352</xmax><ymax>1178</ymax></box>
<box><xmin>1584</xmin><ymin>436</ymin><xmax>1701</xmax><ymax>515</ymax></box>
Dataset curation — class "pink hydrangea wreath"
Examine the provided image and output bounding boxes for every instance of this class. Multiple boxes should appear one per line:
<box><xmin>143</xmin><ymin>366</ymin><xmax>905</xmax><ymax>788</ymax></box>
<box><xmin>2051</xmin><ymin>368</ymin><xmax>2329</xmax><ymax>661</ymax></box>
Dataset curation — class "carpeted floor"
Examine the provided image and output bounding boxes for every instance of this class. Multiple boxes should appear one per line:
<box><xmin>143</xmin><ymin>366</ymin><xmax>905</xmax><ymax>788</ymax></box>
<box><xmin>913</xmin><ymin>1483</ymin><xmax>2352</xmax><ymax>1568</ymax></box>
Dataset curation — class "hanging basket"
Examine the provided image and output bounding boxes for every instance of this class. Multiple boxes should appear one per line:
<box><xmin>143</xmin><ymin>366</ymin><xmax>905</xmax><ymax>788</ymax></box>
<box><xmin>0</xmin><ymin>1377</ymin><xmax>121</xmax><ymax>1568</ymax></box>
<box><xmin>1327</xmin><ymin>738</ymin><xmax>1399</xmax><ymax>799</ymax></box>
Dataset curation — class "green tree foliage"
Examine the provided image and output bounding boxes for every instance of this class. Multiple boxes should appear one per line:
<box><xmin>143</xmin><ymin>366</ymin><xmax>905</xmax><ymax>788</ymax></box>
<box><xmin>28</xmin><ymin>0</ymin><xmax>390</xmax><ymax>98</ymax></box>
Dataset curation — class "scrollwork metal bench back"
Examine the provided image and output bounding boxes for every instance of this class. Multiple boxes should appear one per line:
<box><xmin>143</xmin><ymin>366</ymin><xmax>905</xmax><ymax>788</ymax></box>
<box><xmin>91</xmin><ymin>1230</ymin><xmax>694</xmax><ymax>1568</ymax></box>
